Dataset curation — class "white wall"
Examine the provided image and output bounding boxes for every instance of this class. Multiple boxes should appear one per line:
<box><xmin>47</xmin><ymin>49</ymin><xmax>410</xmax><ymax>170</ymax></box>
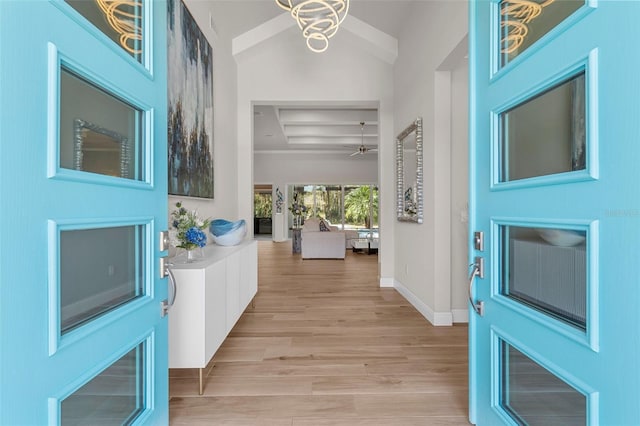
<box><xmin>393</xmin><ymin>1</ymin><xmax>468</xmax><ymax>325</ymax></box>
<box><xmin>167</xmin><ymin>0</ymin><xmax>239</xmax><ymax>240</ymax></box>
<box><xmin>235</xmin><ymin>27</ymin><xmax>395</xmax><ymax>281</ymax></box>
<box><xmin>450</xmin><ymin>52</ymin><xmax>470</xmax><ymax>320</ymax></box>
<box><xmin>254</xmin><ymin>152</ymin><xmax>377</xmax><ymax>184</ymax></box>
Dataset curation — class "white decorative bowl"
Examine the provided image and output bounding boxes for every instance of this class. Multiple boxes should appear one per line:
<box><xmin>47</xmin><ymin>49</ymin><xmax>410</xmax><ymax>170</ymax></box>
<box><xmin>210</xmin><ymin>219</ymin><xmax>247</xmax><ymax>246</ymax></box>
<box><xmin>536</xmin><ymin>229</ymin><xmax>585</xmax><ymax>247</ymax></box>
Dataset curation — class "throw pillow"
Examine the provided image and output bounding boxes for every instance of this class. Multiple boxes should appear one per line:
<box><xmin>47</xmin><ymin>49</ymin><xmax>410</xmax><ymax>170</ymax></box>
<box><xmin>319</xmin><ymin>220</ymin><xmax>331</xmax><ymax>232</ymax></box>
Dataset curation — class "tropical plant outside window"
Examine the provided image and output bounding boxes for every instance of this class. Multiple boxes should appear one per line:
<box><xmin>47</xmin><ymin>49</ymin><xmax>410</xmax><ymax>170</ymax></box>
<box><xmin>313</xmin><ymin>185</ymin><xmax>342</xmax><ymax>225</ymax></box>
<box><xmin>324</xmin><ymin>186</ymin><xmax>343</xmax><ymax>225</ymax></box>
<box><xmin>289</xmin><ymin>184</ymin><xmax>378</xmax><ymax>234</ymax></box>
<box><xmin>254</xmin><ymin>192</ymin><xmax>272</xmax><ymax>218</ymax></box>
<box><xmin>345</xmin><ymin>185</ymin><xmax>378</xmax><ymax>229</ymax></box>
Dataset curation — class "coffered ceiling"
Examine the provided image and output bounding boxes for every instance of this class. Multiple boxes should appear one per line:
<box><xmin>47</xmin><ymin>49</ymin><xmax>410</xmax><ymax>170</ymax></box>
<box><xmin>253</xmin><ymin>105</ymin><xmax>379</xmax><ymax>155</ymax></box>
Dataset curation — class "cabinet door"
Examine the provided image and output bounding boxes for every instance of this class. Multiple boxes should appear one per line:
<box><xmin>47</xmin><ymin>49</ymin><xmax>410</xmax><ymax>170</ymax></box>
<box><xmin>240</xmin><ymin>241</ymin><xmax>258</xmax><ymax>309</ymax></box>
<box><xmin>169</xmin><ymin>269</ymin><xmax>206</xmax><ymax>368</ymax></box>
<box><xmin>205</xmin><ymin>260</ymin><xmax>227</xmax><ymax>362</ymax></box>
<box><xmin>225</xmin><ymin>250</ymin><xmax>241</xmax><ymax>331</ymax></box>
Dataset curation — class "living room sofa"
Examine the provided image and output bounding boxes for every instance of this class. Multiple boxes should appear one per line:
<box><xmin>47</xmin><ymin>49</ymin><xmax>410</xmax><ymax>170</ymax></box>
<box><xmin>301</xmin><ymin>218</ymin><xmax>346</xmax><ymax>259</ymax></box>
<box><xmin>322</xmin><ymin>219</ymin><xmax>359</xmax><ymax>248</ymax></box>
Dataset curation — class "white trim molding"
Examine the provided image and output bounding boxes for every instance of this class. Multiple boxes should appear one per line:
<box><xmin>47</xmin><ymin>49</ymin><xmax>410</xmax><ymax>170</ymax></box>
<box><xmin>452</xmin><ymin>308</ymin><xmax>469</xmax><ymax>323</ymax></box>
<box><xmin>232</xmin><ymin>13</ymin><xmax>294</xmax><ymax>57</ymax></box>
<box><xmin>388</xmin><ymin>280</ymin><xmax>454</xmax><ymax>326</ymax></box>
<box><xmin>379</xmin><ymin>277</ymin><xmax>395</xmax><ymax>288</ymax></box>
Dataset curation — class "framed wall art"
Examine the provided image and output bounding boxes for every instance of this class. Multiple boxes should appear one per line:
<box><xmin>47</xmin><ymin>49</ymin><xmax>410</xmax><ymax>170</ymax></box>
<box><xmin>167</xmin><ymin>0</ymin><xmax>214</xmax><ymax>198</ymax></box>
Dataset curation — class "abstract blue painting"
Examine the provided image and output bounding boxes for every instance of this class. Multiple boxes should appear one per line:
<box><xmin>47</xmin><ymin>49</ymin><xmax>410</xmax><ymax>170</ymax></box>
<box><xmin>167</xmin><ymin>0</ymin><xmax>214</xmax><ymax>198</ymax></box>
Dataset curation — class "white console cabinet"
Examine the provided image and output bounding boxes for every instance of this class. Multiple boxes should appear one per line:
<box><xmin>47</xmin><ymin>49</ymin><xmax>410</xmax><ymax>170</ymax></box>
<box><xmin>168</xmin><ymin>240</ymin><xmax>257</xmax><ymax>392</ymax></box>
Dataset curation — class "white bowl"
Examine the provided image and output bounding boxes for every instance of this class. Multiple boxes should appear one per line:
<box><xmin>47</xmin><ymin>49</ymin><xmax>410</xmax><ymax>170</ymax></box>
<box><xmin>211</xmin><ymin>222</ymin><xmax>247</xmax><ymax>246</ymax></box>
<box><xmin>536</xmin><ymin>229</ymin><xmax>585</xmax><ymax>247</ymax></box>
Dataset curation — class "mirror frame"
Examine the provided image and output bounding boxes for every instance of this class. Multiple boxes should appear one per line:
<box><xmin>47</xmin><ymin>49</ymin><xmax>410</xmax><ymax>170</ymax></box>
<box><xmin>73</xmin><ymin>118</ymin><xmax>130</xmax><ymax>178</ymax></box>
<box><xmin>396</xmin><ymin>117</ymin><xmax>423</xmax><ymax>223</ymax></box>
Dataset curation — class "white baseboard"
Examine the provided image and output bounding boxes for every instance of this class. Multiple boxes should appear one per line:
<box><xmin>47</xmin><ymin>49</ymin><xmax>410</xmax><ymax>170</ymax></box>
<box><xmin>431</xmin><ymin>311</ymin><xmax>453</xmax><ymax>326</ymax></box>
<box><xmin>379</xmin><ymin>277</ymin><xmax>395</xmax><ymax>288</ymax></box>
<box><xmin>379</xmin><ymin>279</ymin><xmax>466</xmax><ymax>326</ymax></box>
<box><xmin>452</xmin><ymin>308</ymin><xmax>469</xmax><ymax>323</ymax></box>
<box><xmin>392</xmin><ymin>281</ymin><xmax>453</xmax><ymax>326</ymax></box>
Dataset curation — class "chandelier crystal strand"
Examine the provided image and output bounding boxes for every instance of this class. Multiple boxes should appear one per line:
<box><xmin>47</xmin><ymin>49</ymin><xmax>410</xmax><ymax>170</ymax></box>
<box><xmin>275</xmin><ymin>0</ymin><xmax>349</xmax><ymax>53</ymax></box>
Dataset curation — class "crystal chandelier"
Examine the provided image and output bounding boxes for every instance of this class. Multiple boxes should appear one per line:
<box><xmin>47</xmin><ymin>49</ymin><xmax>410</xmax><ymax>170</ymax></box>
<box><xmin>275</xmin><ymin>0</ymin><xmax>350</xmax><ymax>53</ymax></box>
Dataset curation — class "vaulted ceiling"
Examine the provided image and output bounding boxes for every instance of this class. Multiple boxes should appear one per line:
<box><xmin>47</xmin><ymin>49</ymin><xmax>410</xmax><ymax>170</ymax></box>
<box><xmin>211</xmin><ymin>0</ymin><xmax>413</xmax><ymax>40</ymax></box>
<box><xmin>228</xmin><ymin>0</ymin><xmax>416</xmax><ymax>155</ymax></box>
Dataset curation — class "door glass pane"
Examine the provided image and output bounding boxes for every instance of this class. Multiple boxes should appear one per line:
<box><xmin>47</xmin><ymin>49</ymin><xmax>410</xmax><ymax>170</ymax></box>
<box><xmin>60</xmin><ymin>226</ymin><xmax>145</xmax><ymax>333</ymax></box>
<box><xmin>499</xmin><ymin>0</ymin><xmax>583</xmax><ymax>68</ymax></box>
<box><xmin>64</xmin><ymin>0</ymin><xmax>144</xmax><ymax>63</ymax></box>
<box><xmin>501</xmin><ymin>225</ymin><xmax>586</xmax><ymax>330</ymax></box>
<box><xmin>61</xmin><ymin>343</ymin><xmax>145</xmax><ymax>424</ymax></box>
<box><xmin>501</xmin><ymin>341</ymin><xmax>586</xmax><ymax>425</ymax></box>
<box><xmin>500</xmin><ymin>72</ymin><xmax>585</xmax><ymax>182</ymax></box>
<box><xmin>60</xmin><ymin>68</ymin><xmax>144</xmax><ymax>181</ymax></box>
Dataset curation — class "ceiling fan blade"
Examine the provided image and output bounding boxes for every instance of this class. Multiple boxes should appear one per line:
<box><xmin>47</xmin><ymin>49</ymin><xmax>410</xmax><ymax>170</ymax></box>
<box><xmin>350</xmin><ymin>151</ymin><xmax>360</xmax><ymax>156</ymax></box>
<box><xmin>369</xmin><ymin>148</ymin><xmax>378</xmax><ymax>152</ymax></box>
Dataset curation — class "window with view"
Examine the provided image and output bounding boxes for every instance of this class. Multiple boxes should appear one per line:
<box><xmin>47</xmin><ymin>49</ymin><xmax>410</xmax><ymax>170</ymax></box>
<box><xmin>289</xmin><ymin>184</ymin><xmax>378</xmax><ymax>238</ymax></box>
<box><xmin>254</xmin><ymin>186</ymin><xmax>273</xmax><ymax>235</ymax></box>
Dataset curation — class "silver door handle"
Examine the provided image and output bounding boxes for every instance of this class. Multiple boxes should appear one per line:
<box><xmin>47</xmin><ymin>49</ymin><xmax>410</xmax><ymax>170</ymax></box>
<box><xmin>468</xmin><ymin>258</ymin><xmax>484</xmax><ymax>316</ymax></box>
<box><xmin>166</xmin><ymin>265</ymin><xmax>177</xmax><ymax>307</ymax></box>
<box><xmin>161</xmin><ymin>262</ymin><xmax>177</xmax><ymax>317</ymax></box>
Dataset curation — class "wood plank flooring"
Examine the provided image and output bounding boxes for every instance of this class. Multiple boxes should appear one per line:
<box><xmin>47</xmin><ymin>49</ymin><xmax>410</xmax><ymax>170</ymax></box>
<box><xmin>169</xmin><ymin>241</ymin><xmax>470</xmax><ymax>425</ymax></box>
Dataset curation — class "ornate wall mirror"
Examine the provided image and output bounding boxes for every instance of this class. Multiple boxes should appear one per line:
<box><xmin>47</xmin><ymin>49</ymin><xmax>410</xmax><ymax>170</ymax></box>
<box><xmin>73</xmin><ymin>118</ymin><xmax>130</xmax><ymax>178</ymax></box>
<box><xmin>396</xmin><ymin>117</ymin><xmax>423</xmax><ymax>223</ymax></box>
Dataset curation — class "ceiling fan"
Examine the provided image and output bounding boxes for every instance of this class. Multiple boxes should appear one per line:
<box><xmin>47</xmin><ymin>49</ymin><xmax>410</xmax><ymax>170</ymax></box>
<box><xmin>350</xmin><ymin>121</ymin><xmax>378</xmax><ymax>156</ymax></box>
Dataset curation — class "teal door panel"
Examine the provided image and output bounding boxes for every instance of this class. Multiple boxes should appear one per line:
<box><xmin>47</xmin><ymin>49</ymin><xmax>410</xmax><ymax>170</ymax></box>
<box><xmin>470</xmin><ymin>1</ymin><xmax>640</xmax><ymax>424</ymax></box>
<box><xmin>0</xmin><ymin>1</ymin><xmax>168</xmax><ymax>424</ymax></box>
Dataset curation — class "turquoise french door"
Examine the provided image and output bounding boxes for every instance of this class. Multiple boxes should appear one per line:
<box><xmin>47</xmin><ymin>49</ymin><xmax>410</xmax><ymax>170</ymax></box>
<box><xmin>0</xmin><ymin>1</ymin><xmax>168</xmax><ymax>424</ymax></box>
<box><xmin>470</xmin><ymin>1</ymin><xmax>640</xmax><ymax>424</ymax></box>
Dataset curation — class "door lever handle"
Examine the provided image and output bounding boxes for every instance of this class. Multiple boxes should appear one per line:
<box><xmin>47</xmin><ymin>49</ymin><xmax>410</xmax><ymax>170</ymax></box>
<box><xmin>468</xmin><ymin>258</ymin><xmax>485</xmax><ymax>316</ymax></box>
<box><xmin>161</xmin><ymin>260</ymin><xmax>177</xmax><ymax>317</ymax></box>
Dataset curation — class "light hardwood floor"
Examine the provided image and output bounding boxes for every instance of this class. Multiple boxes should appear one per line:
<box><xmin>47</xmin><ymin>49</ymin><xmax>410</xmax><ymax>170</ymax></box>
<box><xmin>169</xmin><ymin>240</ymin><xmax>470</xmax><ymax>425</ymax></box>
